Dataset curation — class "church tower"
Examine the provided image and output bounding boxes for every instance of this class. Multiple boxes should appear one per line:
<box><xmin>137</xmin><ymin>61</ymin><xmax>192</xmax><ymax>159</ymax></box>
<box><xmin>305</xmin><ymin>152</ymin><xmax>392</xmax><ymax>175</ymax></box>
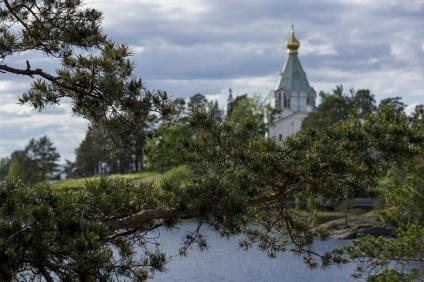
<box><xmin>268</xmin><ymin>27</ymin><xmax>316</xmax><ymax>141</ymax></box>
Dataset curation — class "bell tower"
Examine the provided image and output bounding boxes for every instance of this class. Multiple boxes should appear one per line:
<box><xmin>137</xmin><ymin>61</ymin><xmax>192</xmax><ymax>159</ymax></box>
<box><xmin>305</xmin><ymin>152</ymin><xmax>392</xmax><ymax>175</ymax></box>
<box><xmin>268</xmin><ymin>26</ymin><xmax>316</xmax><ymax>140</ymax></box>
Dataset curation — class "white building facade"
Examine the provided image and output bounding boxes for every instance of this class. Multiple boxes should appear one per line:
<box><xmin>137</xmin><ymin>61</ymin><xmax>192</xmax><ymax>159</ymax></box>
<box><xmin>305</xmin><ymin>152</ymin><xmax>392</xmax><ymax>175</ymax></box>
<box><xmin>268</xmin><ymin>28</ymin><xmax>316</xmax><ymax>141</ymax></box>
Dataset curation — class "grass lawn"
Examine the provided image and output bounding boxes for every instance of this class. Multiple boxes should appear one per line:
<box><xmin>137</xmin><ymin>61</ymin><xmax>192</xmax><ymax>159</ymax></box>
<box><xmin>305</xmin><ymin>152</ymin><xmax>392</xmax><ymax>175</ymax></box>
<box><xmin>52</xmin><ymin>170</ymin><xmax>160</xmax><ymax>190</ymax></box>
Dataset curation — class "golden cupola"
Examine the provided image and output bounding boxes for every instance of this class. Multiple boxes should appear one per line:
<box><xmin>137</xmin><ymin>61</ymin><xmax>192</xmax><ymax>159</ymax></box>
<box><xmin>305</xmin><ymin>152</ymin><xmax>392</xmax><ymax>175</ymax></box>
<box><xmin>286</xmin><ymin>27</ymin><xmax>300</xmax><ymax>54</ymax></box>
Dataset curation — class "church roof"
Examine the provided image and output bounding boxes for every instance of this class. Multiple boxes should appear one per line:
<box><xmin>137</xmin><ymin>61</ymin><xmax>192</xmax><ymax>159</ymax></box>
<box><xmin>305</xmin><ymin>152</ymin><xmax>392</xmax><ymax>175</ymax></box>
<box><xmin>274</xmin><ymin>29</ymin><xmax>312</xmax><ymax>94</ymax></box>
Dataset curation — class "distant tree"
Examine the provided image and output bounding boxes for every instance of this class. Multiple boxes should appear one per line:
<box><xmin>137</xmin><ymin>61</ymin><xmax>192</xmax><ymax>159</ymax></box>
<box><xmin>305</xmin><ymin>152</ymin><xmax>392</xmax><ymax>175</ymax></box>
<box><xmin>187</xmin><ymin>93</ymin><xmax>208</xmax><ymax>112</ymax></box>
<box><xmin>7</xmin><ymin>136</ymin><xmax>60</xmax><ymax>184</ymax></box>
<box><xmin>226</xmin><ymin>88</ymin><xmax>234</xmax><ymax>118</ymax></box>
<box><xmin>62</xmin><ymin>159</ymin><xmax>78</xmax><ymax>178</ymax></box>
<box><xmin>302</xmin><ymin>86</ymin><xmax>378</xmax><ymax>131</ymax></box>
<box><xmin>25</xmin><ymin>135</ymin><xmax>61</xmax><ymax>181</ymax></box>
<box><xmin>187</xmin><ymin>93</ymin><xmax>223</xmax><ymax>123</ymax></box>
<box><xmin>226</xmin><ymin>93</ymin><xmax>248</xmax><ymax>119</ymax></box>
<box><xmin>302</xmin><ymin>86</ymin><xmax>352</xmax><ymax>131</ymax></box>
<box><xmin>167</xmin><ymin>97</ymin><xmax>187</xmax><ymax>124</ymax></box>
<box><xmin>411</xmin><ymin>104</ymin><xmax>424</xmax><ymax>122</ymax></box>
<box><xmin>378</xmin><ymin>96</ymin><xmax>406</xmax><ymax>114</ymax></box>
<box><xmin>352</xmin><ymin>89</ymin><xmax>376</xmax><ymax>118</ymax></box>
<box><xmin>0</xmin><ymin>157</ymin><xmax>10</xmax><ymax>181</ymax></box>
<box><xmin>144</xmin><ymin>122</ymin><xmax>192</xmax><ymax>173</ymax></box>
<box><xmin>7</xmin><ymin>150</ymin><xmax>34</xmax><ymax>184</ymax></box>
<box><xmin>208</xmin><ymin>100</ymin><xmax>224</xmax><ymax>123</ymax></box>
<box><xmin>227</xmin><ymin>94</ymin><xmax>267</xmax><ymax>136</ymax></box>
<box><xmin>73</xmin><ymin>130</ymin><xmax>108</xmax><ymax>176</ymax></box>
<box><xmin>73</xmin><ymin>120</ymin><xmax>154</xmax><ymax>177</ymax></box>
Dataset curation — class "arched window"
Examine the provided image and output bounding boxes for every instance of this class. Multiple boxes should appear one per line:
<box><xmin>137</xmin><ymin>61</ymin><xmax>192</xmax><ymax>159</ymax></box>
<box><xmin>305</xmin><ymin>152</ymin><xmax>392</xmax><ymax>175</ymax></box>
<box><xmin>283</xmin><ymin>93</ymin><xmax>290</xmax><ymax>108</ymax></box>
<box><xmin>276</xmin><ymin>92</ymin><xmax>282</xmax><ymax>109</ymax></box>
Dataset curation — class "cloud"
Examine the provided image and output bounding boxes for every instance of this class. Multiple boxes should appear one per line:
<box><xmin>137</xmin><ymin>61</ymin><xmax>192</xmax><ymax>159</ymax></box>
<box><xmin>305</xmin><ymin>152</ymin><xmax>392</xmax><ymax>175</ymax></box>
<box><xmin>0</xmin><ymin>112</ymin><xmax>87</xmax><ymax>162</ymax></box>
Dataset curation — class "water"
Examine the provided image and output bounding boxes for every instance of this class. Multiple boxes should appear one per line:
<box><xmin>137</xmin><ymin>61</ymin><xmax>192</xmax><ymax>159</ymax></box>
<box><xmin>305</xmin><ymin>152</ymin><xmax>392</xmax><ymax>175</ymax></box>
<box><xmin>146</xmin><ymin>222</ymin><xmax>359</xmax><ymax>282</ymax></box>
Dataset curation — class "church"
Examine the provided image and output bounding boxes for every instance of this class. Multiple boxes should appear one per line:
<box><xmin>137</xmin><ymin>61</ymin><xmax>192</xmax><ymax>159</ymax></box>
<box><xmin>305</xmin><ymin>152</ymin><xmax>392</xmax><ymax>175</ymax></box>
<box><xmin>268</xmin><ymin>27</ymin><xmax>316</xmax><ymax>141</ymax></box>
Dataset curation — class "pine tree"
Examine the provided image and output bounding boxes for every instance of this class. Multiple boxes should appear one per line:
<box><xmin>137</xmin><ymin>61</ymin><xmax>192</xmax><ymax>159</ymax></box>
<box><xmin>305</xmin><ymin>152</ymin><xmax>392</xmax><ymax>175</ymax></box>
<box><xmin>1</xmin><ymin>1</ymin><xmax>423</xmax><ymax>281</ymax></box>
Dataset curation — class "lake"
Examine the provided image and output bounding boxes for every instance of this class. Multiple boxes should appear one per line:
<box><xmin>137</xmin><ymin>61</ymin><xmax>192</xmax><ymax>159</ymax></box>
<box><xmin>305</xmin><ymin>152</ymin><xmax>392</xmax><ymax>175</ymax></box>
<box><xmin>146</xmin><ymin>222</ymin><xmax>359</xmax><ymax>282</ymax></box>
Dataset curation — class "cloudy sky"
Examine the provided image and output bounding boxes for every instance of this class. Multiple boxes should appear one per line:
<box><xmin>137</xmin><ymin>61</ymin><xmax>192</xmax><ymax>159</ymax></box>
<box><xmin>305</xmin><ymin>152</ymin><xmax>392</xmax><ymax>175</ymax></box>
<box><xmin>1</xmin><ymin>0</ymin><xmax>423</xmax><ymax>162</ymax></box>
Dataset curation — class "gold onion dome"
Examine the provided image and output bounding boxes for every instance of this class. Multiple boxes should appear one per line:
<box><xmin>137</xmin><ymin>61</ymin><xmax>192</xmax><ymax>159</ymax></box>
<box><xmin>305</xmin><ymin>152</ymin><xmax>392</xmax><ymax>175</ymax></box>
<box><xmin>286</xmin><ymin>28</ymin><xmax>300</xmax><ymax>54</ymax></box>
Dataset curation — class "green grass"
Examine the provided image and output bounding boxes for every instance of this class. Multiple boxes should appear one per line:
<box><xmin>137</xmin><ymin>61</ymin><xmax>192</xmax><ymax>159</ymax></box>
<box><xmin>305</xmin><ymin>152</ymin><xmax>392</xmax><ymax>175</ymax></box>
<box><xmin>316</xmin><ymin>211</ymin><xmax>346</xmax><ymax>224</ymax></box>
<box><xmin>52</xmin><ymin>170</ymin><xmax>160</xmax><ymax>190</ymax></box>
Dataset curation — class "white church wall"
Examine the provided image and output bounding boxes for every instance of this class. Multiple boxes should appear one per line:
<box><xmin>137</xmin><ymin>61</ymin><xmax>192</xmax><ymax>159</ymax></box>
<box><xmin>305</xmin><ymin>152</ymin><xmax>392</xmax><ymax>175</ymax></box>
<box><xmin>298</xmin><ymin>92</ymin><xmax>307</xmax><ymax>112</ymax></box>
<box><xmin>268</xmin><ymin>112</ymin><xmax>307</xmax><ymax>141</ymax></box>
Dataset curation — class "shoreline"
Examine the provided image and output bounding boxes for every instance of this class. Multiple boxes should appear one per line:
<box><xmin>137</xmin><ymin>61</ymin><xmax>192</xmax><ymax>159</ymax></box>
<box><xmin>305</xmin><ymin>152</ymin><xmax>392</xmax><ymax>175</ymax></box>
<box><xmin>322</xmin><ymin>211</ymin><xmax>396</xmax><ymax>239</ymax></box>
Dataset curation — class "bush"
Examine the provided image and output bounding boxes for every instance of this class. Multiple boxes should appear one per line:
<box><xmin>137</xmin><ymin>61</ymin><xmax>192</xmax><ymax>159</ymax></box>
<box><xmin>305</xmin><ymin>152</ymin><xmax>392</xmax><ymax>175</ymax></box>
<box><xmin>162</xmin><ymin>165</ymin><xmax>194</xmax><ymax>187</ymax></box>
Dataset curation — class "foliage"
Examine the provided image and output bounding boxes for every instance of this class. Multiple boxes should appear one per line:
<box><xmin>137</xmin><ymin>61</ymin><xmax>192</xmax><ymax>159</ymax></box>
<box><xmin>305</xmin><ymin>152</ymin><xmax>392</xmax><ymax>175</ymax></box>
<box><xmin>0</xmin><ymin>177</ymin><xmax>167</xmax><ymax>281</ymax></box>
<box><xmin>208</xmin><ymin>99</ymin><xmax>224</xmax><ymax>123</ymax></box>
<box><xmin>2</xmin><ymin>101</ymin><xmax>422</xmax><ymax>280</ymax></box>
<box><xmin>187</xmin><ymin>93</ymin><xmax>208</xmax><ymax>112</ymax></box>
<box><xmin>226</xmin><ymin>88</ymin><xmax>234</xmax><ymax>118</ymax></box>
<box><xmin>7</xmin><ymin>150</ymin><xmax>34</xmax><ymax>185</ymax></box>
<box><xmin>338</xmin><ymin>107</ymin><xmax>424</xmax><ymax>281</ymax></box>
<box><xmin>144</xmin><ymin>93</ymin><xmax>224</xmax><ymax>173</ymax></box>
<box><xmin>176</xmin><ymin>107</ymin><xmax>423</xmax><ymax>264</ymax></box>
<box><xmin>144</xmin><ymin>121</ymin><xmax>192</xmax><ymax>173</ymax></box>
<box><xmin>0</xmin><ymin>157</ymin><xmax>10</xmax><ymax>181</ymax></box>
<box><xmin>7</xmin><ymin>136</ymin><xmax>60</xmax><ymax>185</ymax></box>
<box><xmin>345</xmin><ymin>223</ymin><xmax>424</xmax><ymax>282</ymax></box>
<box><xmin>72</xmin><ymin>128</ymin><xmax>140</xmax><ymax>177</ymax></box>
<box><xmin>1</xmin><ymin>0</ymin><xmax>424</xmax><ymax>281</ymax></box>
<box><xmin>0</xmin><ymin>0</ymin><xmax>171</xmax><ymax>156</ymax></box>
<box><xmin>26</xmin><ymin>135</ymin><xmax>60</xmax><ymax>181</ymax></box>
<box><xmin>226</xmin><ymin>94</ymin><xmax>268</xmax><ymax>136</ymax></box>
<box><xmin>186</xmin><ymin>93</ymin><xmax>223</xmax><ymax>123</ymax></box>
<box><xmin>302</xmin><ymin>86</ymin><xmax>377</xmax><ymax>131</ymax></box>
<box><xmin>378</xmin><ymin>97</ymin><xmax>405</xmax><ymax>114</ymax></box>
<box><xmin>167</xmin><ymin>97</ymin><xmax>187</xmax><ymax>124</ymax></box>
<box><xmin>72</xmin><ymin>109</ymin><xmax>159</xmax><ymax>177</ymax></box>
<box><xmin>161</xmin><ymin>165</ymin><xmax>194</xmax><ymax>187</ymax></box>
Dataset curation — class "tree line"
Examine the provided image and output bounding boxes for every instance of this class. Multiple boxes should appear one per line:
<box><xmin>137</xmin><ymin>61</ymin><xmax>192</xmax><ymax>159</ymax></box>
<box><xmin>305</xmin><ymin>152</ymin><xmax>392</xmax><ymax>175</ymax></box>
<box><xmin>0</xmin><ymin>89</ymin><xmax>266</xmax><ymax>182</ymax></box>
<box><xmin>0</xmin><ymin>86</ymin><xmax>412</xmax><ymax>184</ymax></box>
<box><xmin>0</xmin><ymin>136</ymin><xmax>60</xmax><ymax>185</ymax></box>
<box><xmin>0</xmin><ymin>1</ymin><xmax>423</xmax><ymax>281</ymax></box>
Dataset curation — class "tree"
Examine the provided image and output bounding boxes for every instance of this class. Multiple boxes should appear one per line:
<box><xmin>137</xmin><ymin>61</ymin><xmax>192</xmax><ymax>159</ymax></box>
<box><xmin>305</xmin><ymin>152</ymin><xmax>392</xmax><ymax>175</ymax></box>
<box><xmin>144</xmin><ymin>121</ymin><xmax>192</xmax><ymax>173</ymax></box>
<box><xmin>352</xmin><ymin>89</ymin><xmax>376</xmax><ymax>118</ymax></box>
<box><xmin>73</xmin><ymin>129</ymin><xmax>110</xmax><ymax>176</ymax></box>
<box><xmin>3</xmin><ymin>106</ymin><xmax>422</xmax><ymax>281</ymax></box>
<box><xmin>7</xmin><ymin>150</ymin><xmax>34</xmax><ymax>184</ymax></box>
<box><xmin>167</xmin><ymin>97</ymin><xmax>187</xmax><ymax>124</ymax></box>
<box><xmin>73</xmin><ymin>126</ymin><xmax>148</xmax><ymax>177</ymax></box>
<box><xmin>226</xmin><ymin>88</ymin><xmax>234</xmax><ymax>118</ymax></box>
<box><xmin>1</xmin><ymin>1</ymin><xmax>424</xmax><ymax>281</ymax></box>
<box><xmin>302</xmin><ymin>86</ymin><xmax>352</xmax><ymax>131</ymax></box>
<box><xmin>378</xmin><ymin>96</ymin><xmax>405</xmax><ymax>114</ymax></box>
<box><xmin>0</xmin><ymin>157</ymin><xmax>10</xmax><ymax>181</ymax></box>
<box><xmin>7</xmin><ymin>136</ymin><xmax>60</xmax><ymax>184</ymax></box>
<box><xmin>302</xmin><ymin>86</ymin><xmax>378</xmax><ymax>131</ymax></box>
<box><xmin>187</xmin><ymin>93</ymin><xmax>208</xmax><ymax>113</ymax></box>
<box><xmin>25</xmin><ymin>135</ymin><xmax>61</xmax><ymax>182</ymax></box>
<box><xmin>208</xmin><ymin>99</ymin><xmax>224</xmax><ymax>123</ymax></box>
<box><xmin>227</xmin><ymin>94</ymin><xmax>267</xmax><ymax>136</ymax></box>
<box><xmin>0</xmin><ymin>0</ymin><xmax>171</xmax><ymax>156</ymax></box>
<box><xmin>339</xmin><ymin>107</ymin><xmax>424</xmax><ymax>281</ymax></box>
